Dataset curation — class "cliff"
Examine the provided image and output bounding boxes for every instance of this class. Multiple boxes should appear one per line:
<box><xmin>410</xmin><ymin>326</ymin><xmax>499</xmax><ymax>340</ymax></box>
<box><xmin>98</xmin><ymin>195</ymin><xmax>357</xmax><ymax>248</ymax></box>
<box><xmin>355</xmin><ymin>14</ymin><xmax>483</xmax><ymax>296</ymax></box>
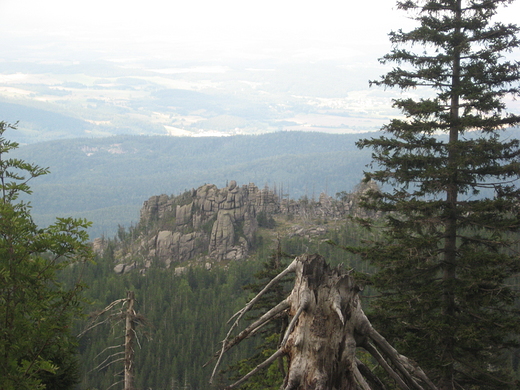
<box><xmin>99</xmin><ymin>180</ymin><xmax>377</xmax><ymax>274</ymax></box>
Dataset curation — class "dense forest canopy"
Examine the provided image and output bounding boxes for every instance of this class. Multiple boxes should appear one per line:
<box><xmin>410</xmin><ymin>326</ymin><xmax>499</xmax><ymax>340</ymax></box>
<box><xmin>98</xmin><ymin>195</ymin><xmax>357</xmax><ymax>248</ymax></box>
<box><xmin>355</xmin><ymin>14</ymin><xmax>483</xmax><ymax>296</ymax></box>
<box><xmin>12</xmin><ymin>131</ymin><xmax>372</xmax><ymax>238</ymax></box>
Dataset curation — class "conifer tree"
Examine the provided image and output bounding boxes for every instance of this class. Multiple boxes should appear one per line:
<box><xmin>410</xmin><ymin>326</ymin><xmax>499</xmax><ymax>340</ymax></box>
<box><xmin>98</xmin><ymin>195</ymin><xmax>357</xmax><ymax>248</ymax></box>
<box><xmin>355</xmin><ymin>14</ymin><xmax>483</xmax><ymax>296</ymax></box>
<box><xmin>225</xmin><ymin>243</ymin><xmax>291</xmax><ymax>389</ymax></box>
<box><xmin>0</xmin><ymin>122</ymin><xmax>92</xmax><ymax>389</ymax></box>
<box><xmin>354</xmin><ymin>1</ymin><xmax>520</xmax><ymax>389</ymax></box>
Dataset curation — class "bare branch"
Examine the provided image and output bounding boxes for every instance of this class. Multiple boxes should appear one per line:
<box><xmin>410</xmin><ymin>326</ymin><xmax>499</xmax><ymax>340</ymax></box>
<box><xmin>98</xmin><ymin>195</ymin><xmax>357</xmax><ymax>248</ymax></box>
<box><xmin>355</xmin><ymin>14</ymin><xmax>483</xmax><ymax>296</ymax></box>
<box><xmin>106</xmin><ymin>379</ymin><xmax>125</xmax><ymax>390</ymax></box>
<box><xmin>97</xmin><ymin>298</ymin><xmax>127</xmax><ymax>317</ymax></box>
<box><xmin>78</xmin><ymin>298</ymin><xmax>127</xmax><ymax>338</ymax></box>
<box><xmin>78</xmin><ymin>314</ymin><xmax>122</xmax><ymax>338</ymax></box>
<box><xmin>225</xmin><ymin>348</ymin><xmax>285</xmax><ymax>389</ymax></box>
<box><xmin>92</xmin><ymin>353</ymin><xmax>126</xmax><ymax>372</ymax></box>
<box><xmin>366</xmin><ymin>322</ymin><xmax>437</xmax><ymax>390</ymax></box>
<box><xmin>133</xmin><ymin>328</ymin><xmax>142</xmax><ymax>350</ymax></box>
<box><xmin>361</xmin><ymin>341</ymin><xmax>411</xmax><ymax>390</ymax></box>
<box><xmin>352</xmin><ymin>360</ymin><xmax>373</xmax><ymax>390</ymax></box>
<box><xmin>228</xmin><ymin>257</ymin><xmax>298</xmax><ymax>325</ymax></box>
<box><xmin>205</xmin><ymin>298</ymin><xmax>290</xmax><ymax>368</ymax></box>
<box><xmin>95</xmin><ymin>344</ymin><xmax>125</xmax><ymax>360</ymax></box>
<box><xmin>280</xmin><ymin>299</ymin><xmax>306</xmax><ymax>347</ymax></box>
<box><xmin>210</xmin><ymin>258</ymin><xmax>298</xmax><ymax>383</ymax></box>
<box><xmin>356</xmin><ymin>358</ymin><xmax>388</xmax><ymax>390</ymax></box>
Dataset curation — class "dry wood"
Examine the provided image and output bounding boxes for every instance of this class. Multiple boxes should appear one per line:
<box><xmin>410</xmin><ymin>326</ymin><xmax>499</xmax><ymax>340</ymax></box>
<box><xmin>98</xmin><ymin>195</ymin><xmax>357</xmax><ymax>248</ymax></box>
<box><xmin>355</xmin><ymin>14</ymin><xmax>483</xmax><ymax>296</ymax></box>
<box><xmin>79</xmin><ymin>291</ymin><xmax>142</xmax><ymax>390</ymax></box>
<box><xmin>212</xmin><ymin>254</ymin><xmax>437</xmax><ymax>390</ymax></box>
<box><xmin>124</xmin><ymin>291</ymin><xmax>136</xmax><ymax>390</ymax></box>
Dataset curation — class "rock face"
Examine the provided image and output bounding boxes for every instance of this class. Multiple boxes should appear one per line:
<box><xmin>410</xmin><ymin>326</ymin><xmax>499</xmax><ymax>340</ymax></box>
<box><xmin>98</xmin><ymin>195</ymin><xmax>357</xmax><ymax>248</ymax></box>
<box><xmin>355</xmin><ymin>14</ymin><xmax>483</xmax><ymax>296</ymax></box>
<box><xmin>111</xmin><ymin>180</ymin><xmax>378</xmax><ymax>271</ymax></box>
<box><xmin>137</xmin><ymin>181</ymin><xmax>280</xmax><ymax>266</ymax></box>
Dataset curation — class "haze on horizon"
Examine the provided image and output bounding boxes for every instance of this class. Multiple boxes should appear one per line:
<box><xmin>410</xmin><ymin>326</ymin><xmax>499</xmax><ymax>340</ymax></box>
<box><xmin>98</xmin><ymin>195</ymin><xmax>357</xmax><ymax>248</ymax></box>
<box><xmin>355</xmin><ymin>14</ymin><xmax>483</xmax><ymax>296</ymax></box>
<box><xmin>0</xmin><ymin>0</ymin><xmax>519</xmax><ymax>140</ymax></box>
<box><xmin>0</xmin><ymin>0</ymin><xmax>414</xmax><ymax>63</ymax></box>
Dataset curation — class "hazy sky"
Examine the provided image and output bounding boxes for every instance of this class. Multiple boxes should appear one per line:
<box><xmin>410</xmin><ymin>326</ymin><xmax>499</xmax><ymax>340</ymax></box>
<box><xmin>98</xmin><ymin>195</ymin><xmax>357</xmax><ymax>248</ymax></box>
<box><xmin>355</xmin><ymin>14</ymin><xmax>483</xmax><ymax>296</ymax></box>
<box><xmin>0</xmin><ymin>1</ymin><xmax>519</xmax><ymax>135</ymax></box>
<box><xmin>0</xmin><ymin>1</ymin><xmax>418</xmax><ymax>63</ymax></box>
<box><xmin>2</xmin><ymin>0</ymin><xmax>520</xmax><ymax>65</ymax></box>
<box><xmin>2</xmin><ymin>0</ymin><xmax>520</xmax><ymax>64</ymax></box>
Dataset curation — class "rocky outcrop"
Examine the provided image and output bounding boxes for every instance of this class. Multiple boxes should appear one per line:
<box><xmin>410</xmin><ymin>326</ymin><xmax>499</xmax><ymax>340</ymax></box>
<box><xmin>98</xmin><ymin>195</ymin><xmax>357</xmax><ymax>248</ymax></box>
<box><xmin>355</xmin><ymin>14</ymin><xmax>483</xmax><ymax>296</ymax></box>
<box><xmin>209</xmin><ymin>211</ymin><xmax>234</xmax><ymax>258</ymax></box>
<box><xmin>111</xmin><ymin>180</ymin><xmax>379</xmax><ymax>271</ymax></box>
<box><xmin>140</xmin><ymin>194</ymin><xmax>173</xmax><ymax>222</ymax></box>
<box><xmin>114</xmin><ymin>262</ymin><xmax>137</xmax><ymax>274</ymax></box>
<box><xmin>136</xmin><ymin>181</ymin><xmax>279</xmax><ymax>266</ymax></box>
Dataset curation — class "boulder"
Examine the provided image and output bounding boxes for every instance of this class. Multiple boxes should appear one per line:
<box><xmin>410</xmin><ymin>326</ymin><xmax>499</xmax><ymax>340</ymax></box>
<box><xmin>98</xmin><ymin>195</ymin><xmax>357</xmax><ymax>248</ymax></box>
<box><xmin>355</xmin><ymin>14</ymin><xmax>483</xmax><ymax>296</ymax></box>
<box><xmin>114</xmin><ymin>263</ymin><xmax>126</xmax><ymax>274</ymax></box>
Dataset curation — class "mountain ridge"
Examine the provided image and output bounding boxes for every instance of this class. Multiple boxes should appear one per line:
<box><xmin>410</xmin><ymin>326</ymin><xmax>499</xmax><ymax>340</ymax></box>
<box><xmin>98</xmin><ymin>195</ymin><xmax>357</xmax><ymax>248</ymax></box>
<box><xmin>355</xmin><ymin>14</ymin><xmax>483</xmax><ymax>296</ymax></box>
<box><xmin>92</xmin><ymin>179</ymin><xmax>377</xmax><ymax>275</ymax></box>
<box><xmin>12</xmin><ymin>131</ymin><xmax>374</xmax><ymax>238</ymax></box>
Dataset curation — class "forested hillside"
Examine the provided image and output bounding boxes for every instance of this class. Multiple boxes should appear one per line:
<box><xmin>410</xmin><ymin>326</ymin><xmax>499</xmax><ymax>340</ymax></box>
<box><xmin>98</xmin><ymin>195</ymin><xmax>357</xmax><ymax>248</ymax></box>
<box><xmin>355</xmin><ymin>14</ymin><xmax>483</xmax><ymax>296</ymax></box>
<box><xmin>12</xmin><ymin>131</ymin><xmax>373</xmax><ymax>238</ymax></box>
<box><xmin>7</xmin><ymin>122</ymin><xmax>519</xmax><ymax>389</ymax></box>
<box><xmin>67</xmin><ymin>191</ymin><xmax>371</xmax><ymax>389</ymax></box>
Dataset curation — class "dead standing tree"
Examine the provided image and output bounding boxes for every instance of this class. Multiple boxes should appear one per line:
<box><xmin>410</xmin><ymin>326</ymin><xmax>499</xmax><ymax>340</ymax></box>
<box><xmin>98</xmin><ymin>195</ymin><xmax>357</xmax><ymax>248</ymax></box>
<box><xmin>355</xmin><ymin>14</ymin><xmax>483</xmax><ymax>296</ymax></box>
<box><xmin>211</xmin><ymin>254</ymin><xmax>437</xmax><ymax>390</ymax></box>
<box><xmin>123</xmin><ymin>291</ymin><xmax>136</xmax><ymax>390</ymax></box>
<box><xmin>80</xmin><ymin>291</ymin><xmax>143</xmax><ymax>390</ymax></box>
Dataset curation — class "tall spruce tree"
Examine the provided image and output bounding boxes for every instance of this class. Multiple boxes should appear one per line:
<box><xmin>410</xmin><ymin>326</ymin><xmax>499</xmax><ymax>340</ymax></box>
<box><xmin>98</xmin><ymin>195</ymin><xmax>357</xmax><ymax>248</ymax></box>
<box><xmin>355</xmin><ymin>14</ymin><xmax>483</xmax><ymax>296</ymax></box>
<box><xmin>354</xmin><ymin>1</ymin><xmax>520</xmax><ymax>389</ymax></box>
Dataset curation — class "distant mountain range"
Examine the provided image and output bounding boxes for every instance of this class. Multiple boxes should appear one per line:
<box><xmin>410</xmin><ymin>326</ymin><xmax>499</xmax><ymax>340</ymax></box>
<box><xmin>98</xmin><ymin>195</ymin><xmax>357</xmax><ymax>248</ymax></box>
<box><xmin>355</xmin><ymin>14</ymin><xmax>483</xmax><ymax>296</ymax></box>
<box><xmin>12</xmin><ymin>131</ymin><xmax>374</xmax><ymax>239</ymax></box>
<box><xmin>9</xmin><ymin>125</ymin><xmax>520</xmax><ymax>240</ymax></box>
<box><xmin>0</xmin><ymin>59</ymin><xmax>395</xmax><ymax>144</ymax></box>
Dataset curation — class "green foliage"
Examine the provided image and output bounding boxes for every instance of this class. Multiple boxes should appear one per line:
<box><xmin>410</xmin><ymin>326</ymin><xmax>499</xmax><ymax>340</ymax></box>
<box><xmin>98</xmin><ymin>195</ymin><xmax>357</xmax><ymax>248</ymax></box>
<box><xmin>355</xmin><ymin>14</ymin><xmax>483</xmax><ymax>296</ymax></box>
<box><xmin>256</xmin><ymin>211</ymin><xmax>276</xmax><ymax>229</ymax></box>
<box><xmin>74</xmin><ymin>259</ymin><xmax>262</xmax><ymax>390</ymax></box>
<box><xmin>0</xmin><ymin>121</ymin><xmax>93</xmax><ymax>390</ymax></box>
<box><xmin>355</xmin><ymin>2</ymin><xmax>520</xmax><ymax>389</ymax></box>
<box><xmin>226</xmin><ymin>244</ymin><xmax>292</xmax><ymax>389</ymax></box>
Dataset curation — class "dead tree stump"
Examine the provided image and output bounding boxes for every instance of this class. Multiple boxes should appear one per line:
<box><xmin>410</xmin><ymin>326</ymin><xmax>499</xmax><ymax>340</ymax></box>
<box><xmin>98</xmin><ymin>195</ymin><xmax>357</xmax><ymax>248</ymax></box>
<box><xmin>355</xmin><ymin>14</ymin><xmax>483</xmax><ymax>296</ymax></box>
<box><xmin>211</xmin><ymin>254</ymin><xmax>437</xmax><ymax>390</ymax></box>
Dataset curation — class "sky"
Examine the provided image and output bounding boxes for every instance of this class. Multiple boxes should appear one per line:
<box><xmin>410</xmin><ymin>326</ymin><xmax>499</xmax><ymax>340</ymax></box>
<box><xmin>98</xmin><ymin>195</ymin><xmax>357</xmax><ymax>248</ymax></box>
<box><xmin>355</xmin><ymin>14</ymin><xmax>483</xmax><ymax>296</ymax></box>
<box><xmin>0</xmin><ymin>0</ymin><xmax>519</xmax><ymax>120</ymax></box>
<box><xmin>1</xmin><ymin>0</ymin><xmax>519</xmax><ymax>65</ymax></box>
<box><xmin>2</xmin><ymin>0</ymin><xmax>520</xmax><ymax>63</ymax></box>
<box><xmin>0</xmin><ymin>0</ymin><xmax>418</xmax><ymax>64</ymax></box>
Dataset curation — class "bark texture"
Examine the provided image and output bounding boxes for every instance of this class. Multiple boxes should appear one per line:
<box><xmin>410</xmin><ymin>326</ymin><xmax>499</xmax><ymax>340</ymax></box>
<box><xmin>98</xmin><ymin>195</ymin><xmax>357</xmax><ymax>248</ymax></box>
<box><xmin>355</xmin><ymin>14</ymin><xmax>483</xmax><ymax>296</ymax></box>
<box><xmin>212</xmin><ymin>254</ymin><xmax>437</xmax><ymax>390</ymax></box>
<box><xmin>124</xmin><ymin>291</ymin><xmax>136</xmax><ymax>390</ymax></box>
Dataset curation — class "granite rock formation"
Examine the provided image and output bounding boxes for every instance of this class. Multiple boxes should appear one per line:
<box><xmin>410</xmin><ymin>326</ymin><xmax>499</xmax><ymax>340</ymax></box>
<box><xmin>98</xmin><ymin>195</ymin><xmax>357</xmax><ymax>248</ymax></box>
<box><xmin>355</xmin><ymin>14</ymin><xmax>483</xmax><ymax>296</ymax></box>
<box><xmin>112</xmin><ymin>180</ymin><xmax>377</xmax><ymax>273</ymax></box>
<box><xmin>135</xmin><ymin>181</ymin><xmax>279</xmax><ymax>267</ymax></box>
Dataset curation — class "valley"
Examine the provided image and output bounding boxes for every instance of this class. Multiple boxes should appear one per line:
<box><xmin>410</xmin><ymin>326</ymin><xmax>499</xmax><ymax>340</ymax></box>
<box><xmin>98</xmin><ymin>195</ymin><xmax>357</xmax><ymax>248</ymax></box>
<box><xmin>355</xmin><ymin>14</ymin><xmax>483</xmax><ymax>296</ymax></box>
<box><xmin>12</xmin><ymin>131</ymin><xmax>374</xmax><ymax>239</ymax></box>
<box><xmin>0</xmin><ymin>59</ymin><xmax>398</xmax><ymax>144</ymax></box>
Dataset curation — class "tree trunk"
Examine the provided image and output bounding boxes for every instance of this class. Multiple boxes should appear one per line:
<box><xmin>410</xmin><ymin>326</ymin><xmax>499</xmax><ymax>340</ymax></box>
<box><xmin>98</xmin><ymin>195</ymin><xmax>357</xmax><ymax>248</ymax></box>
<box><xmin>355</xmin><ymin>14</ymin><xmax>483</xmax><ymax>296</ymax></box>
<box><xmin>212</xmin><ymin>254</ymin><xmax>437</xmax><ymax>390</ymax></box>
<box><xmin>282</xmin><ymin>255</ymin><xmax>362</xmax><ymax>389</ymax></box>
<box><xmin>124</xmin><ymin>291</ymin><xmax>135</xmax><ymax>390</ymax></box>
<box><xmin>441</xmin><ymin>1</ymin><xmax>462</xmax><ymax>388</ymax></box>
